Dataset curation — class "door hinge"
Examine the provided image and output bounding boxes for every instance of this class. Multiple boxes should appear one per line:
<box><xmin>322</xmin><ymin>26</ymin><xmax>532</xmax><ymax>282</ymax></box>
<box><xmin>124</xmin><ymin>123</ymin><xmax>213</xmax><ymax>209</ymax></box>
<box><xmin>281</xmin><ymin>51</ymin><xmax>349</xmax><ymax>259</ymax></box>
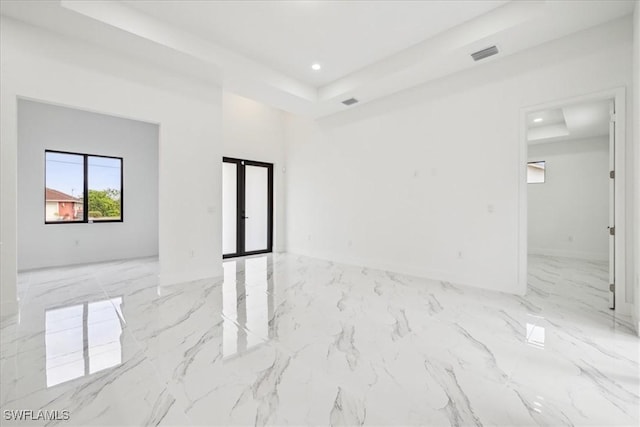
<box><xmin>609</xmin><ymin>226</ymin><xmax>615</xmax><ymax>236</ymax></box>
<box><xmin>610</xmin><ymin>113</ymin><xmax>616</xmax><ymax>123</ymax></box>
<box><xmin>609</xmin><ymin>283</ymin><xmax>615</xmax><ymax>292</ymax></box>
<box><xmin>609</xmin><ymin>170</ymin><xmax>615</xmax><ymax>179</ymax></box>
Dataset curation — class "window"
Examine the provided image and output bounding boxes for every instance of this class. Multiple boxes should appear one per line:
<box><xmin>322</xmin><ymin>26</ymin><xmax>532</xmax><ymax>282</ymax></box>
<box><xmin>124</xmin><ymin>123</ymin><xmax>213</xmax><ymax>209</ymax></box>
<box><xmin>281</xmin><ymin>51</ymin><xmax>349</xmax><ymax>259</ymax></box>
<box><xmin>45</xmin><ymin>150</ymin><xmax>123</xmax><ymax>223</ymax></box>
<box><xmin>88</xmin><ymin>156</ymin><xmax>123</xmax><ymax>221</ymax></box>
<box><xmin>527</xmin><ymin>161</ymin><xmax>545</xmax><ymax>184</ymax></box>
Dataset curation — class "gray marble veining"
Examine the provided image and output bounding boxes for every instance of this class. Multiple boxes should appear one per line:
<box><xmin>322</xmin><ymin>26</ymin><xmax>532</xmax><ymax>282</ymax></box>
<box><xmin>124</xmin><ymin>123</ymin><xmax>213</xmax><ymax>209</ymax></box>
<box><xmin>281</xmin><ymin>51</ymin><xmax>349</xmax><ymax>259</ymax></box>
<box><xmin>0</xmin><ymin>254</ymin><xmax>638</xmax><ymax>426</ymax></box>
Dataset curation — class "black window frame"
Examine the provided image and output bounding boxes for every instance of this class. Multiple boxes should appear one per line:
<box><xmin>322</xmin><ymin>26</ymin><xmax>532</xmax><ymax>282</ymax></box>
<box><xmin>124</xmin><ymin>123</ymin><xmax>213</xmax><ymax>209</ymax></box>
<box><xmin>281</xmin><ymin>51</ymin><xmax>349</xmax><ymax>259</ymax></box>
<box><xmin>44</xmin><ymin>150</ymin><xmax>124</xmax><ymax>224</ymax></box>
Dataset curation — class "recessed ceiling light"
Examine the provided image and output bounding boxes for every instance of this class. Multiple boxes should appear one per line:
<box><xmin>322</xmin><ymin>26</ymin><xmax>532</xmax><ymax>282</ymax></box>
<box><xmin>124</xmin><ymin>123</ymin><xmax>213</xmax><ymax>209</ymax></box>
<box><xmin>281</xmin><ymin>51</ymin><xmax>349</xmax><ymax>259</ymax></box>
<box><xmin>311</xmin><ymin>63</ymin><xmax>321</xmax><ymax>71</ymax></box>
<box><xmin>533</xmin><ymin>117</ymin><xmax>543</xmax><ymax>123</ymax></box>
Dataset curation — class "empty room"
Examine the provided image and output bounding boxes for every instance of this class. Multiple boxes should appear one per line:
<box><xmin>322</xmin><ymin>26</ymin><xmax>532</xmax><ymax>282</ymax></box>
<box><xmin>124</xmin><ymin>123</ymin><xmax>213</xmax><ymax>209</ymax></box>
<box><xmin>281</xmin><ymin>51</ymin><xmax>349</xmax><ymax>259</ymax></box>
<box><xmin>1</xmin><ymin>1</ymin><xmax>639</xmax><ymax>426</ymax></box>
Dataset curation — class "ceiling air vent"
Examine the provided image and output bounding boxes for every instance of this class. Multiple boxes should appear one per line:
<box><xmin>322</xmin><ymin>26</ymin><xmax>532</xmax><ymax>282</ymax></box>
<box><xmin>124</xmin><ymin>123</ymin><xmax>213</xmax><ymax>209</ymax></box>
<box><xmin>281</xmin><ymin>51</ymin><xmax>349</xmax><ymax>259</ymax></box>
<box><xmin>342</xmin><ymin>97</ymin><xmax>359</xmax><ymax>106</ymax></box>
<box><xmin>471</xmin><ymin>45</ymin><xmax>499</xmax><ymax>62</ymax></box>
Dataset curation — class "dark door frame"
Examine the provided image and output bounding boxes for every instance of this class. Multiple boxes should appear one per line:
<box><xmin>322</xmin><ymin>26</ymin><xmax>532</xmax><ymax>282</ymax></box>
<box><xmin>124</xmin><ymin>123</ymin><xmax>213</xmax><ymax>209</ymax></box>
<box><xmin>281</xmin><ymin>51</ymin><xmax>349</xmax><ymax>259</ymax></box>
<box><xmin>223</xmin><ymin>157</ymin><xmax>274</xmax><ymax>259</ymax></box>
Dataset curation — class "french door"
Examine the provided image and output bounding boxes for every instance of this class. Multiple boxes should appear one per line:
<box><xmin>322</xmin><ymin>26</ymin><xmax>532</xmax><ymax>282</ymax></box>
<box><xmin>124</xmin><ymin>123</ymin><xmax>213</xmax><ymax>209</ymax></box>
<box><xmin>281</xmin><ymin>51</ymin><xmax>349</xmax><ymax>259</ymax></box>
<box><xmin>222</xmin><ymin>157</ymin><xmax>273</xmax><ymax>258</ymax></box>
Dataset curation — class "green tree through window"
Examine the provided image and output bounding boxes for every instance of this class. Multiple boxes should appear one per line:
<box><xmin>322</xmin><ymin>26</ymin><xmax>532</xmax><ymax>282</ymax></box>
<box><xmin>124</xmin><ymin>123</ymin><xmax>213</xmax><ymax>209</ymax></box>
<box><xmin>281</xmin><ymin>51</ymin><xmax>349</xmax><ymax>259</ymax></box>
<box><xmin>88</xmin><ymin>189</ymin><xmax>121</xmax><ymax>219</ymax></box>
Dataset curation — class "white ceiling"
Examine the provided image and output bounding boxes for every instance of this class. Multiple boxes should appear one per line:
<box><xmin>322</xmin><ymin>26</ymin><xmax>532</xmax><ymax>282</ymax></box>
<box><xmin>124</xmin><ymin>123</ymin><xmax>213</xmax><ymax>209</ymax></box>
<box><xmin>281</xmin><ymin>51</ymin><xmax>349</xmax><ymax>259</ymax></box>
<box><xmin>528</xmin><ymin>109</ymin><xmax>565</xmax><ymax>129</ymax></box>
<box><xmin>0</xmin><ymin>0</ymin><xmax>636</xmax><ymax>117</ymax></box>
<box><xmin>122</xmin><ymin>0</ymin><xmax>508</xmax><ymax>87</ymax></box>
<box><xmin>527</xmin><ymin>100</ymin><xmax>611</xmax><ymax>144</ymax></box>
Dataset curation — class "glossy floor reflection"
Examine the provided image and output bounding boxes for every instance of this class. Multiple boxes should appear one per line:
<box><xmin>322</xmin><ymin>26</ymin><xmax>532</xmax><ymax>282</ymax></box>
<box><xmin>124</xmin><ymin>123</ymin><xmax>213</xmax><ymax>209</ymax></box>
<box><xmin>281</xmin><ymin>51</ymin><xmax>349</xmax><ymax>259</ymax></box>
<box><xmin>45</xmin><ymin>296</ymin><xmax>124</xmax><ymax>387</ymax></box>
<box><xmin>1</xmin><ymin>254</ymin><xmax>638</xmax><ymax>426</ymax></box>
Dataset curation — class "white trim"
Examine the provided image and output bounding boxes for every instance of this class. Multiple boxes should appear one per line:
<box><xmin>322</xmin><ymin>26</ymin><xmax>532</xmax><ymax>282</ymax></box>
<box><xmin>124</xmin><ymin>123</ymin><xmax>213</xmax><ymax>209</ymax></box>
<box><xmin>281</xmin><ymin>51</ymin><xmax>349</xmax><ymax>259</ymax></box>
<box><xmin>519</xmin><ymin>87</ymin><xmax>629</xmax><ymax>315</ymax></box>
<box><xmin>528</xmin><ymin>248</ymin><xmax>608</xmax><ymax>262</ymax></box>
<box><xmin>287</xmin><ymin>247</ymin><xmax>523</xmax><ymax>296</ymax></box>
<box><xmin>158</xmin><ymin>267</ymin><xmax>223</xmax><ymax>288</ymax></box>
<box><xmin>0</xmin><ymin>299</ymin><xmax>19</xmax><ymax>317</ymax></box>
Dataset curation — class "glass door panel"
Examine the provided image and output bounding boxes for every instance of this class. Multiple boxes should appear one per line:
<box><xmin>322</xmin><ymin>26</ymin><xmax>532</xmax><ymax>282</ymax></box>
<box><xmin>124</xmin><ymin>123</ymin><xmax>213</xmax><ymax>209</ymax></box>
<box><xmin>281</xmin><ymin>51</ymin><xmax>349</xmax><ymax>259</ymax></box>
<box><xmin>222</xmin><ymin>162</ymin><xmax>238</xmax><ymax>256</ymax></box>
<box><xmin>244</xmin><ymin>165</ymin><xmax>269</xmax><ymax>252</ymax></box>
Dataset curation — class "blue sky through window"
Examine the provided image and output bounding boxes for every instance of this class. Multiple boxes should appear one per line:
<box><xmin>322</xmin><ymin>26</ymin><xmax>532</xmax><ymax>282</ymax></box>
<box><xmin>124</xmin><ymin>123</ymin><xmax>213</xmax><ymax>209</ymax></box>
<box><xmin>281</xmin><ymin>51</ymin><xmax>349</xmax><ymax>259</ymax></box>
<box><xmin>46</xmin><ymin>152</ymin><xmax>121</xmax><ymax>197</ymax></box>
<box><xmin>89</xmin><ymin>156</ymin><xmax>121</xmax><ymax>195</ymax></box>
<box><xmin>45</xmin><ymin>152</ymin><xmax>83</xmax><ymax>197</ymax></box>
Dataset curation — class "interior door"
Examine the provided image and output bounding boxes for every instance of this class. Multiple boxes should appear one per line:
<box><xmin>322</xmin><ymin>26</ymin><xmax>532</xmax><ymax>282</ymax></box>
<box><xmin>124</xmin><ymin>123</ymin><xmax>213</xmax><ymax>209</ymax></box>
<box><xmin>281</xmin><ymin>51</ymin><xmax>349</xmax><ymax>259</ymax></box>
<box><xmin>222</xmin><ymin>157</ymin><xmax>273</xmax><ymax>258</ymax></box>
<box><xmin>608</xmin><ymin>100</ymin><xmax>615</xmax><ymax>309</ymax></box>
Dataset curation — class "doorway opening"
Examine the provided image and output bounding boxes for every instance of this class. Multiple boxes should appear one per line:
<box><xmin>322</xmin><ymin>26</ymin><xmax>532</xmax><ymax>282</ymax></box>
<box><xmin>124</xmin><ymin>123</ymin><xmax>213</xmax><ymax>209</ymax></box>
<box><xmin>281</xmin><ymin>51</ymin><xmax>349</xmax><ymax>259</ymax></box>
<box><xmin>16</xmin><ymin>99</ymin><xmax>159</xmax><ymax>272</ymax></box>
<box><xmin>222</xmin><ymin>157</ymin><xmax>274</xmax><ymax>258</ymax></box>
<box><xmin>524</xmin><ymin>96</ymin><xmax>617</xmax><ymax>311</ymax></box>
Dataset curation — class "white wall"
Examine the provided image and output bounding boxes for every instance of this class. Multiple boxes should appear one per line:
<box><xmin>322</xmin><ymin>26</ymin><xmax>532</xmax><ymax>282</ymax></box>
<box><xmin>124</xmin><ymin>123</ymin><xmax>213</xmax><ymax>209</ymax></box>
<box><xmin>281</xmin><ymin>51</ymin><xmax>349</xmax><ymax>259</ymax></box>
<box><xmin>17</xmin><ymin>100</ymin><xmax>159</xmax><ymax>270</ymax></box>
<box><xmin>1</xmin><ymin>17</ymin><xmax>223</xmax><ymax>314</ymax></box>
<box><xmin>284</xmin><ymin>17</ymin><xmax>633</xmax><ymax>295</ymax></box>
<box><xmin>633</xmin><ymin>1</ymin><xmax>640</xmax><ymax>334</ymax></box>
<box><xmin>222</xmin><ymin>92</ymin><xmax>286</xmax><ymax>252</ymax></box>
<box><xmin>527</xmin><ymin>138</ymin><xmax>609</xmax><ymax>261</ymax></box>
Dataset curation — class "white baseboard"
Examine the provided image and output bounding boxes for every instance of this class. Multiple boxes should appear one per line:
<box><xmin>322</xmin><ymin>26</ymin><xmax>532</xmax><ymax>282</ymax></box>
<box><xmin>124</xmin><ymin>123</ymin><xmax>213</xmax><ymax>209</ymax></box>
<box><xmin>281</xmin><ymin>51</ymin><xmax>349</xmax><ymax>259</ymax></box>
<box><xmin>286</xmin><ymin>247</ymin><xmax>525</xmax><ymax>296</ymax></box>
<box><xmin>615</xmin><ymin>301</ymin><xmax>633</xmax><ymax>317</ymax></box>
<box><xmin>528</xmin><ymin>247</ymin><xmax>608</xmax><ymax>262</ymax></box>
<box><xmin>18</xmin><ymin>254</ymin><xmax>159</xmax><ymax>272</ymax></box>
<box><xmin>159</xmin><ymin>267</ymin><xmax>223</xmax><ymax>288</ymax></box>
<box><xmin>1</xmin><ymin>299</ymin><xmax>19</xmax><ymax>317</ymax></box>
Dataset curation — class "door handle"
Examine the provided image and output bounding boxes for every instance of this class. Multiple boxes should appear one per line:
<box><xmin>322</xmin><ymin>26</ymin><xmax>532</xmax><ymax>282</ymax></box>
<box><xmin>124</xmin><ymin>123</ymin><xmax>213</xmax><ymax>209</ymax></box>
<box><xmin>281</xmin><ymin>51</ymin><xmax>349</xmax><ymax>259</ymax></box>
<box><xmin>242</xmin><ymin>216</ymin><xmax>249</xmax><ymax>219</ymax></box>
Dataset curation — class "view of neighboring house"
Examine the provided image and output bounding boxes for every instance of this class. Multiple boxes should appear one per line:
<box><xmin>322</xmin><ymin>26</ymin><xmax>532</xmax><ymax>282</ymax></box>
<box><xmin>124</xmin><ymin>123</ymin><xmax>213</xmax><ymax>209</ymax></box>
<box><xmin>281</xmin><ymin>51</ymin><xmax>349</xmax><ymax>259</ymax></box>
<box><xmin>45</xmin><ymin>187</ymin><xmax>83</xmax><ymax>221</ymax></box>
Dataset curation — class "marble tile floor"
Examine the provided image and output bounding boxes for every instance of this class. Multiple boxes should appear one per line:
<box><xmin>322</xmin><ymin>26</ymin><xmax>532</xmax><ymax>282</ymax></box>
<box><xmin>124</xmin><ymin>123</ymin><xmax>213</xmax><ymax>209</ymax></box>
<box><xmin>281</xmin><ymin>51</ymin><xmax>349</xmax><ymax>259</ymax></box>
<box><xmin>0</xmin><ymin>254</ymin><xmax>638</xmax><ymax>426</ymax></box>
